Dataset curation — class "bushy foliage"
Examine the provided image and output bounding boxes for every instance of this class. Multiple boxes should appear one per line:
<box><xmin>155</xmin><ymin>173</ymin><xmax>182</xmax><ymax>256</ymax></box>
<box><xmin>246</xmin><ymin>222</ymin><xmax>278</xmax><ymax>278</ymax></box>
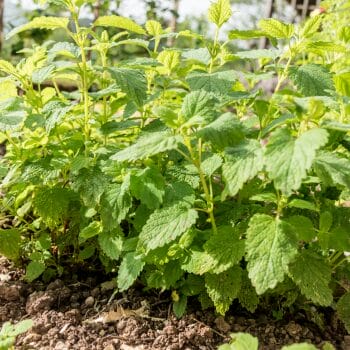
<box><xmin>0</xmin><ymin>0</ymin><xmax>349</xmax><ymax>330</ymax></box>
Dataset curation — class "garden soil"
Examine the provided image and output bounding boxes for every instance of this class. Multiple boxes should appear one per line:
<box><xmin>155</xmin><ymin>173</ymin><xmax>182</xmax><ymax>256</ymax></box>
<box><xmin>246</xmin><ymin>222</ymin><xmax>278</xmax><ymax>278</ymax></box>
<box><xmin>0</xmin><ymin>257</ymin><xmax>349</xmax><ymax>350</ymax></box>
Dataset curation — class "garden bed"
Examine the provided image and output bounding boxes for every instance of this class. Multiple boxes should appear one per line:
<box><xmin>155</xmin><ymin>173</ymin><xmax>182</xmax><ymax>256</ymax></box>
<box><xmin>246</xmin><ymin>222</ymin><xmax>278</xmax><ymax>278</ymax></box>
<box><xmin>0</xmin><ymin>257</ymin><xmax>348</xmax><ymax>350</ymax></box>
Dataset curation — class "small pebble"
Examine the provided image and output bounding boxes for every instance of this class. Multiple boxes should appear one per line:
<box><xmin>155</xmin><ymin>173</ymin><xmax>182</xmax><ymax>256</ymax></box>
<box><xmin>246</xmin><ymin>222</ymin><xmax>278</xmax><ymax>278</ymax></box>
<box><xmin>85</xmin><ymin>296</ymin><xmax>95</xmax><ymax>307</ymax></box>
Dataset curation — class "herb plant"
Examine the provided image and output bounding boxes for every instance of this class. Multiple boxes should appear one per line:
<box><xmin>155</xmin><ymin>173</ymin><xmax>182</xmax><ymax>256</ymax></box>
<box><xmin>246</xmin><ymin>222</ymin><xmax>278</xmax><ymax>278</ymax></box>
<box><xmin>0</xmin><ymin>0</ymin><xmax>349</xmax><ymax>331</ymax></box>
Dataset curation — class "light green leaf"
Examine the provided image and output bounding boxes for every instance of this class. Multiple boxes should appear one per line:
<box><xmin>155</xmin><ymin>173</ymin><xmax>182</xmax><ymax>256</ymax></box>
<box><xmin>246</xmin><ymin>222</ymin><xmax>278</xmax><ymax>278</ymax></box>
<box><xmin>181</xmin><ymin>90</ymin><xmax>216</xmax><ymax>123</ymax></box>
<box><xmin>0</xmin><ymin>60</ymin><xmax>18</xmax><ymax>76</ymax></box>
<box><xmin>282</xmin><ymin>344</ymin><xmax>317</xmax><ymax>350</ymax></box>
<box><xmin>334</xmin><ymin>72</ymin><xmax>350</xmax><ymax>97</ymax></box>
<box><xmin>157</xmin><ymin>50</ymin><xmax>180</xmax><ymax>73</ymax></box>
<box><xmin>25</xmin><ymin>261</ymin><xmax>46</xmax><ymax>282</ymax></box>
<box><xmin>218</xmin><ymin>333</ymin><xmax>259</xmax><ymax>350</ymax></box>
<box><xmin>313</xmin><ymin>152</ymin><xmax>350</xmax><ymax>188</ymax></box>
<box><xmin>229</xmin><ymin>29</ymin><xmax>265</xmax><ymax>40</ymax></box>
<box><xmin>137</xmin><ymin>204</ymin><xmax>198</xmax><ymax>254</ymax></box>
<box><xmin>337</xmin><ymin>292</ymin><xmax>350</xmax><ymax>333</ymax></box>
<box><xmin>208</xmin><ymin>0</ymin><xmax>232</xmax><ymax>28</ymax></box>
<box><xmin>7</xmin><ymin>17</ymin><xmax>69</xmax><ymax>39</ymax></box>
<box><xmin>110</xmin><ymin>132</ymin><xmax>183</xmax><ymax>162</ymax></box>
<box><xmin>300</xmin><ymin>16</ymin><xmax>322</xmax><ymax>38</ymax></box>
<box><xmin>108</xmin><ymin>68</ymin><xmax>147</xmax><ymax>106</ymax></box>
<box><xmin>98</xmin><ymin>230</ymin><xmax>123</xmax><ymax>260</ymax></box>
<box><xmin>223</xmin><ymin>140</ymin><xmax>264</xmax><ymax>197</ymax></box>
<box><xmin>117</xmin><ymin>252</ymin><xmax>145</xmax><ymax>291</ymax></box>
<box><xmin>186</xmin><ymin>71</ymin><xmax>237</xmax><ymax>96</ymax></box>
<box><xmin>258</xmin><ymin>18</ymin><xmax>294</xmax><ymax>39</ymax></box>
<box><xmin>201</xmin><ymin>154</ymin><xmax>223</xmax><ymax>177</ymax></box>
<box><xmin>265</xmin><ymin>128</ymin><xmax>328</xmax><ymax>196</ymax></box>
<box><xmin>234</xmin><ymin>49</ymin><xmax>280</xmax><ymax>60</ymax></box>
<box><xmin>130</xmin><ymin>167</ymin><xmax>165</xmax><ymax>209</ymax></box>
<box><xmin>246</xmin><ymin>214</ymin><xmax>298</xmax><ymax>294</ymax></box>
<box><xmin>287</xmin><ymin>199</ymin><xmax>318</xmax><ymax>211</ymax></box>
<box><xmin>0</xmin><ymin>229</ymin><xmax>21</xmax><ymax>261</ymax></box>
<box><xmin>182</xmin><ymin>48</ymin><xmax>211</xmax><ymax>65</ymax></box>
<box><xmin>94</xmin><ymin>16</ymin><xmax>146</xmax><ymax>35</ymax></box>
<box><xmin>288</xmin><ymin>64</ymin><xmax>335</xmax><ymax>96</ymax></box>
<box><xmin>197</xmin><ymin>113</ymin><xmax>246</xmax><ymax>149</ymax></box>
<box><xmin>79</xmin><ymin>221</ymin><xmax>102</xmax><ymax>243</ymax></box>
<box><xmin>205</xmin><ymin>266</ymin><xmax>242</xmax><ymax>315</ymax></box>
<box><xmin>145</xmin><ymin>20</ymin><xmax>162</xmax><ymax>36</ymax></box>
<box><xmin>289</xmin><ymin>251</ymin><xmax>333</xmax><ymax>306</ymax></box>
<box><xmin>0</xmin><ymin>111</ymin><xmax>26</xmax><ymax>131</ymax></box>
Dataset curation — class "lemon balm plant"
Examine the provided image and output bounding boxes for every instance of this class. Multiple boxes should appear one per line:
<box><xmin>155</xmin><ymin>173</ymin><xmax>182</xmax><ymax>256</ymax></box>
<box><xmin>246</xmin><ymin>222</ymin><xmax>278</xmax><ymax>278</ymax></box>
<box><xmin>0</xmin><ymin>0</ymin><xmax>349</xmax><ymax>330</ymax></box>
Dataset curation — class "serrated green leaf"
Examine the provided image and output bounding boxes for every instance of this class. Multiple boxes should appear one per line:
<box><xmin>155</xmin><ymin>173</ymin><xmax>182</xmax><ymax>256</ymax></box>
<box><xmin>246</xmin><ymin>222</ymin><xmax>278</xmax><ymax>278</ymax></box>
<box><xmin>246</xmin><ymin>214</ymin><xmax>298</xmax><ymax>294</ymax></box>
<box><xmin>285</xmin><ymin>216</ymin><xmax>315</xmax><ymax>241</ymax></box>
<box><xmin>265</xmin><ymin>128</ymin><xmax>328</xmax><ymax>196</ymax></box>
<box><xmin>208</xmin><ymin>0</ymin><xmax>232</xmax><ymax>28</ymax></box>
<box><xmin>73</xmin><ymin>168</ymin><xmax>107</xmax><ymax>207</ymax></box>
<box><xmin>163</xmin><ymin>181</ymin><xmax>196</xmax><ymax>207</ymax></box>
<box><xmin>300</xmin><ymin>16</ymin><xmax>322</xmax><ymax>38</ymax></box>
<box><xmin>181</xmin><ymin>90</ymin><xmax>217</xmax><ymax>124</ymax></box>
<box><xmin>182</xmin><ymin>48</ymin><xmax>211</xmax><ymax>65</ymax></box>
<box><xmin>205</xmin><ymin>266</ymin><xmax>242</xmax><ymax>315</ymax></box>
<box><xmin>229</xmin><ymin>29</ymin><xmax>265</xmax><ymax>40</ymax></box>
<box><xmin>137</xmin><ymin>204</ymin><xmax>198</xmax><ymax>254</ymax></box>
<box><xmin>288</xmin><ymin>64</ymin><xmax>335</xmax><ymax>96</ymax></box>
<box><xmin>145</xmin><ymin>20</ymin><xmax>162</xmax><ymax>36</ymax></box>
<box><xmin>219</xmin><ymin>332</ymin><xmax>259</xmax><ymax>350</ymax></box>
<box><xmin>157</xmin><ymin>50</ymin><xmax>180</xmax><ymax>73</ymax></box>
<box><xmin>98</xmin><ymin>229</ymin><xmax>123</xmax><ymax>260</ymax></box>
<box><xmin>100</xmin><ymin>177</ymin><xmax>132</xmax><ymax>231</ymax></box>
<box><xmin>25</xmin><ymin>261</ymin><xmax>46</xmax><ymax>282</ymax></box>
<box><xmin>258</xmin><ymin>18</ymin><xmax>294</xmax><ymax>39</ymax></box>
<box><xmin>33</xmin><ymin>187</ymin><xmax>71</xmax><ymax>227</ymax></box>
<box><xmin>186</xmin><ymin>71</ymin><xmax>237</xmax><ymax>96</ymax></box>
<box><xmin>287</xmin><ymin>199</ymin><xmax>318</xmax><ymax>211</ymax></box>
<box><xmin>234</xmin><ymin>49</ymin><xmax>280</xmax><ymax>60</ymax></box>
<box><xmin>197</xmin><ymin>113</ymin><xmax>246</xmax><ymax>149</ymax></box>
<box><xmin>0</xmin><ymin>111</ymin><xmax>26</xmax><ymax>131</ymax></box>
<box><xmin>334</xmin><ymin>72</ymin><xmax>350</xmax><ymax>97</ymax></box>
<box><xmin>223</xmin><ymin>139</ymin><xmax>264</xmax><ymax>197</ymax></box>
<box><xmin>111</xmin><ymin>132</ymin><xmax>183</xmax><ymax>162</ymax></box>
<box><xmin>0</xmin><ymin>229</ymin><xmax>21</xmax><ymax>261</ymax></box>
<box><xmin>108</xmin><ymin>68</ymin><xmax>147</xmax><ymax>106</ymax></box>
<box><xmin>289</xmin><ymin>251</ymin><xmax>333</xmax><ymax>306</ymax></box>
<box><xmin>337</xmin><ymin>292</ymin><xmax>350</xmax><ymax>333</ymax></box>
<box><xmin>117</xmin><ymin>252</ymin><xmax>145</xmax><ymax>291</ymax></box>
<box><xmin>7</xmin><ymin>17</ymin><xmax>69</xmax><ymax>39</ymax></box>
<box><xmin>130</xmin><ymin>167</ymin><xmax>165</xmax><ymax>210</ymax></box>
<box><xmin>201</xmin><ymin>154</ymin><xmax>223</xmax><ymax>177</ymax></box>
<box><xmin>94</xmin><ymin>16</ymin><xmax>146</xmax><ymax>35</ymax></box>
<box><xmin>313</xmin><ymin>152</ymin><xmax>350</xmax><ymax>188</ymax></box>
<box><xmin>237</xmin><ymin>271</ymin><xmax>259</xmax><ymax>313</ymax></box>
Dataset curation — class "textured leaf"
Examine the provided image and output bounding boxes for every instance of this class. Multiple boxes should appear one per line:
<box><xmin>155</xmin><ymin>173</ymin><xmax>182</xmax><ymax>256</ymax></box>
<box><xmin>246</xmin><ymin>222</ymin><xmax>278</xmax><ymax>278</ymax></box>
<box><xmin>234</xmin><ymin>49</ymin><xmax>280</xmax><ymax>60</ymax></box>
<box><xmin>117</xmin><ymin>252</ymin><xmax>145</xmax><ymax>291</ymax></box>
<box><xmin>0</xmin><ymin>229</ymin><xmax>21</xmax><ymax>261</ymax></box>
<box><xmin>79</xmin><ymin>221</ymin><xmax>102</xmax><ymax>243</ymax></box>
<box><xmin>287</xmin><ymin>199</ymin><xmax>317</xmax><ymax>211</ymax></box>
<box><xmin>337</xmin><ymin>292</ymin><xmax>350</xmax><ymax>333</ymax></box>
<box><xmin>313</xmin><ymin>152</ymin><xmax>350</xmax><ymax>188</ymax></box>
<box><xmin>182</xmin><ymin>48</ymin><xmax>211</xmax><ymax>65</ymax></box>
<box><xmin>289</xmin><ymin>251</ymin><xmax>333</xmax><ymax>306</ymax></box>
<box><xmin>201</xmin><ymin>154</ymin><xmax>223</xmax><ymax>177</ymax></box>
<box><xmin>288</xmin><ymin>64</ymin><xmax>335</xmax><ymax>96</ymax></box>
<box><xmin>0</xmin><ymin>60</ymin><xmax>18</xmax><ymax>76</ymax></box>
<box><xmin>282</xmin><ymin>344</ymin><xmax>317</xmax><ymax>350</ymax></box>
<box><xmin>100</xmin><ymin>177</ymin><xmax>132</xmax><ymax>231</ymax></box>
<box><xmin>196</xmin><ymin>113</ymin><xmax>246</xmax><ymax>149</ymax></box>
<box><xmin>73</xmin><ymin>168</ymin><xmax>108</xmax><ymax>207</ymax></box>
<box><xmin>111</xmin><ymin>132</ymin><xmax>183</xmax><ymax>162</ymax></box>
<box><xmin>173</xmin><ymin>295</ymin><xmax>187</xmax><ymax>318</ymax></box>
<box><xmin>0</xmin><ymin>111</ymin><xmax>26</xmax><ymax>131</ymax></box>
<box><xmin>163</xmin><ymin>181</ymin><xmax>196</xmax><ymax>207</ymax></box>
<box><xmin>237</xmin><ymin>271</ymin><xmax>259</xmax><ymax>313</ymax></box>
<box><xmin>181</xmin><ymin>90</ymin><xmax>216</xmax><ymax>123</ymax></box>
<box><xmin>186</xmin><ymin>71</ymin><xmax>236</xmax><ymax>96</ymax></box>
<box><xmin>208</xmin><ymin>0</ymin><xmax>232</xmax><ymax>28</ymax></box>
<box><xmin>108</xmin><ymin>68</ymin><xmax>147</xmax><ymax>106</ymax></box>
<box><xmin>258</xmin><ymin>18</ymin><xmax>294</xmax><ymax>39</ymax></box>
<box><xmin>145</xmin><ymin>20</ymin><xmax>162</xmax><ymax>36</ymax></box>
<box><xmin>137</xmin><ymin>204</ymin><xmax>198</xmax><ymax>254</ymax></box>
<box><xmin>223</xmin><ymin>140</ymin><xmax>264</xmax><ymax>197</ymax></box>
<box><xmin>94</xmin><ymin>16</ymin><xmax>146</xmax><ymax>35</ymax></box>
<box><xmin>130</xmin><ymin>167</ymin><xmax>165</xmax><ymax>209</ymax></box>
<box><xmin>246</xmin><ymin>214</ymin><xmax>298</xmax><ymax>294</ymax></box>
<box><xmin>205</xmin><ymin>266</ymin><xmax>242</xmax><ymax>315</ymax></box>
<box><xmin>265</xmin><ymin>128</ymin><xmax>328</xmax><ymax>196</ymax></box>
<box><xmin>334</xmin><ymin>72</ymin><xmax>350</xmax><ymax>97</ymax></box>
<box><xmin>285</xmin><ymin>216</ymin><xmax>315</xmax><ymax>241</ymax></box>
<box><xmin>7</xmin><ymin>17</ymin><xmax>68</xmax><ymax>39</ymax></box>
<box><xmin>229</xmin><ymin>29</ymin><xmax>265</xmax><ymax>40</ymax></box>
<box><xmin>98</xmin><ymin>230</ymin><xmax>123</xmax><ymax>260</ymax></box>
<box><xmin>33</xmin><ymin>187</ymin><xmax>71</xmax><ymax>227</ymax></box>
<box><xmin>157</xmin><ymin>50</ymin><xmax>180</xmax><ymax>73</ymax></box>
<box><xmin>219</xmin><ymin>333</ymin><xmax>258</xmax><ymax>350</ymax></box>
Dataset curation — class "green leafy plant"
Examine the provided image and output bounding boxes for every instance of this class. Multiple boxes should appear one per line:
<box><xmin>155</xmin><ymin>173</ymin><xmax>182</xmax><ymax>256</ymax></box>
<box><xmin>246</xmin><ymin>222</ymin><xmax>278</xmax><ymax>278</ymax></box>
<box><xmin>0</xmin><ymin>0</ymin><xmax>349</xmax><ymax>332</ymax></box>
<box><xmin>0</xmin><ymin>319</ymin><xmax>33</xmax><ymax>350</ymax></box>
<box><xmin>218</xmin><ymin>332</ymin><xmax>335</xmax><ymax>350</ymax></box>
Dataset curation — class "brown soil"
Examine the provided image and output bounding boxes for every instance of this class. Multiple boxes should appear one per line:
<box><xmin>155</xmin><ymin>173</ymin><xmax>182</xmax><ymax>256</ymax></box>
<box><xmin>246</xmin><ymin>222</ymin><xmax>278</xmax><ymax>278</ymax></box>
<box><xmin>0</xmin><ymin>256</ymin><xmax>349</xmax><ymax>350</ymax></box>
